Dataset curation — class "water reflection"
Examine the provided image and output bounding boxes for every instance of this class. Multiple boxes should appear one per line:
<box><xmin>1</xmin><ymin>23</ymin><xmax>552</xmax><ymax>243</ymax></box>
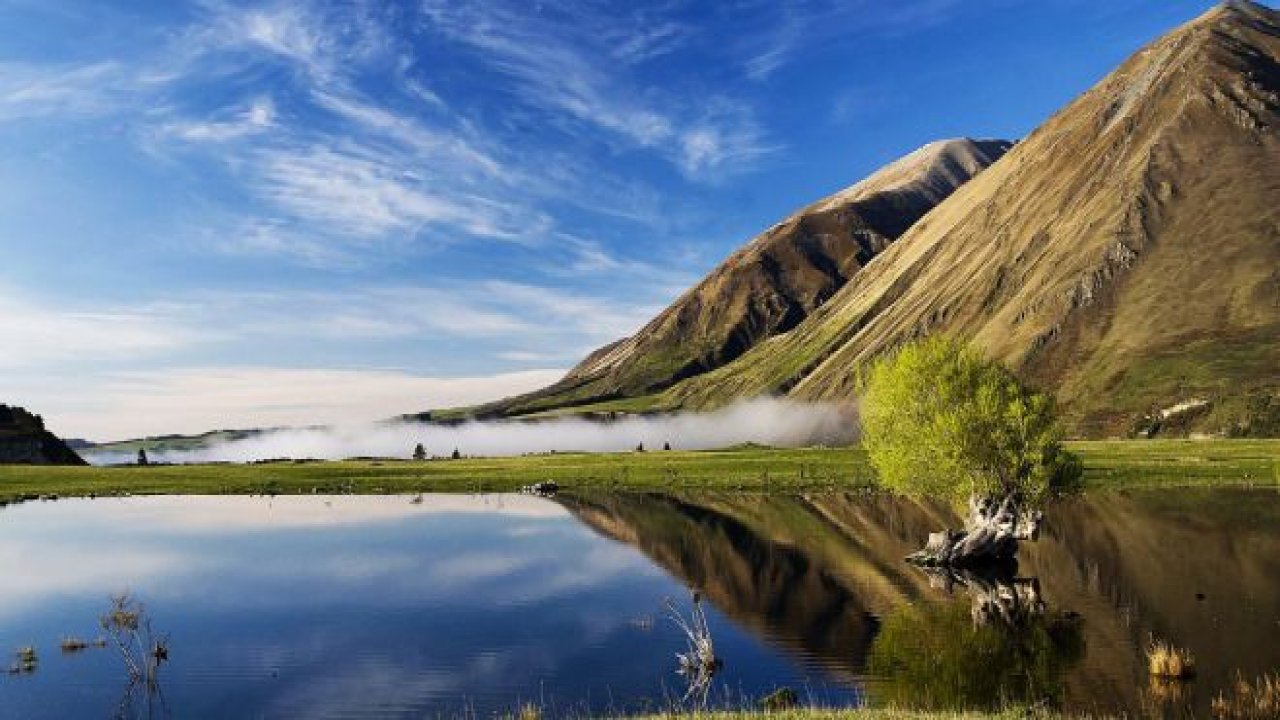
<box><xmin>1</xmin><ymin>489</ymin><xmax>1278</xmax><ymax>717</ymax></box>
<box><xmin>0</xmin><ymin>494</ymin><xmax>842</xmax><ymax>718</ymax></box>
<box><xmin>867</xmin><ymin>566</ymin><xmax>1084</xmax><ymax>711</ymax></box>
<box><xmin>563</xmin><ymin>488</ymin><xmax>1280</xmax><ymax>717</ymax></box>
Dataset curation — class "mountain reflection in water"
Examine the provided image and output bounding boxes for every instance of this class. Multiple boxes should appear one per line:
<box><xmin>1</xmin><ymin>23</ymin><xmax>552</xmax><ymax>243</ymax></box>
<box><xmin>562</xmin><ymin>489</ymin><xmax>1280</xmax><ymax>717</ymax></box>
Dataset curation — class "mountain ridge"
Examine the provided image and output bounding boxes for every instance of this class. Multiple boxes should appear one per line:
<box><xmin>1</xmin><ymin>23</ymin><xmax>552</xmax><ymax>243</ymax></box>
<box><xmin>447</xmin><ymin>137</ymin><xmax>1011</xmax><ymax>419</ymax></box>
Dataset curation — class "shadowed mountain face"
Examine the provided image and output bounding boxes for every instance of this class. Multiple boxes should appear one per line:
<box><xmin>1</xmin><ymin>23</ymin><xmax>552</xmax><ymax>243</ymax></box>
<box><xmin>0</xmin><ymin>404</ymin><xmax>86</xmax><ymax>465</ymax></box>
<box><xmin>561</xmin><ymin>489</ymin><xmax>1280</xmax><ymax>715</ymax></box>
<box><xmin>461</xmin><ymin>139</ymin><xmax>1010</xmax><ymax>418</ymax></box>
<box><xmin>666</xmin><ymin>2</ymin><xmax>1280</xmax><ymax>436</ymax></box>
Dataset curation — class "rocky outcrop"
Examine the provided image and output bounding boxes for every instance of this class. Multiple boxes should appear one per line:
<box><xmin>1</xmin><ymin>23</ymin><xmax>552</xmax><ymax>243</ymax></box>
<box><xmin>0</xmin><ymin>404</ymin><xmax>87</xmax><ymax>465</ymax></box>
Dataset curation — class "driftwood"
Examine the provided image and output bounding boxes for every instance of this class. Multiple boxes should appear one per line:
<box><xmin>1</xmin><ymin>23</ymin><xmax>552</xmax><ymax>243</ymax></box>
<box><xmin>908</xmin><ymin>494</ymin><xmax>1043</xmax><ymax>567</ymax></box>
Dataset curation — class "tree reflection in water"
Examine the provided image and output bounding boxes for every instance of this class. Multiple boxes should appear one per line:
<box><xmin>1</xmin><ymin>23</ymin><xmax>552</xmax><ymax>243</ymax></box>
<box><xmin>867</xmin><ymin>564</ymin><xmax>1084</xmax><ymax>711</ymax></box>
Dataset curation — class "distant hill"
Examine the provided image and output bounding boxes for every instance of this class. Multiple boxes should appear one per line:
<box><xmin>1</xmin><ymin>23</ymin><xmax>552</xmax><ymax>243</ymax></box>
<box><xmin>441</xmin><ymin>1</ymin><xmax>1280</xmax><ymax>438</ymax></box>
<box><xmin>79</xmin><ymin>427</ymin><xmax>281</xmax><ymax>460</ymax></box>
<box><xmin>0</xmin><ymin>404</ymin><xmax>87</xmax><ymax>465</ymax></box>
<box><xmin>442</xmin><ymin>138</ymin><xmax>1011</xmax><ymax>419</ymax></box>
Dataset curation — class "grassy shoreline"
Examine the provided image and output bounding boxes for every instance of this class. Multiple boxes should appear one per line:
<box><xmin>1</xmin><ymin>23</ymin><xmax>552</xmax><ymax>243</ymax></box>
<box><xmin>622</xmin><ymin>707</ymin><xmax>1049</xmax><ymax>712</ymax></box>
<box><xmin>0</xmin><ymin>439</ymin><xmax>1276</xmax><ymax>504</ymax></box>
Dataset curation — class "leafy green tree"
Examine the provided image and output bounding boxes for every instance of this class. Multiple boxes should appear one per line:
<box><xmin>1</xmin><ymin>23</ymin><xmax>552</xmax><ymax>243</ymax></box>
<box><xmin>412</xmin><ymin>443</ymin><xmax>426</xmax><ymax>461</ymax></box>
<box><xmin>859</xmin><ymin>337</ymin><xmax>1081</xmax><ymax>564</ymax></box>
<box><xmin>860</xmin><ymin>336</ymin><xmax>1080</xmax><ymax>506</ymax></box>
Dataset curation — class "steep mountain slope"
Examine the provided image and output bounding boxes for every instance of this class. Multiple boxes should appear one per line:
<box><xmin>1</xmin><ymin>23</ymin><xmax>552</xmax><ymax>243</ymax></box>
<box><xmin>463</xmin><ymin>139</ymin><xmax>1010</xmax><ymax>418</ymax></box>
<box><xmin>0</xmin><ymin>404</ymin><xmax>87</xmax><ymax>465</ymax></box>
<box><xmin>666</xmin><ymin>1</ymin><xmax>1280</xmax><ymax>436</ymax></box>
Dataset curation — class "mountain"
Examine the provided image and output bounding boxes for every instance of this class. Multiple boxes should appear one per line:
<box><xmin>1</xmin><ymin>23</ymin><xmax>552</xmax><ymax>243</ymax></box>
<box><xmin>447</xmin><ymin>138</ymin><xmax>1011</xmax><ymax>419</ymax></box>
<box><xmin>670</xmin><ymin>1</ymin><xmax>1280</xmax><ymax>435</ymax></box>
<box><xmin>646</xmin><ymin>1</ymin><xmax>1280</xmax><ymax>437</ymax></box>
<box><xmin>0</xmin><ymin>404</ymin><xmax>87</xmax><ymax>465</ymax></box>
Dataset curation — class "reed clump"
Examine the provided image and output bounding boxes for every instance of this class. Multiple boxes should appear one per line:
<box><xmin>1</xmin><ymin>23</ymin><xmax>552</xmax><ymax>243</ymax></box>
<box><xmin>59</xmin><ymin>636</ymin><xmax>109</xmax><ymax>654</ymax></box>
<box><xmin>1212</xmin><ymin>671</ymin><xmax>1280</xmax><ymax>719</ymax></box>
<box><xmin>8</xmin><ymin>646</ymin><xmax>38</xmax><ymax>675</ymax></box>
<box><xmin>1146</xmin><ymin>637</ymin><xmax>1196</xmax><ymax>679</ymax></box>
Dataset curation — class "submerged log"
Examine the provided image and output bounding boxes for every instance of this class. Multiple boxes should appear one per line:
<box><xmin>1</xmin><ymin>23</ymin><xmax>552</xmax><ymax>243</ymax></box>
<box><xmin>907</xmin><ymin>494</ymin><xmax>1042</xmax><ymax>567</ymax></box>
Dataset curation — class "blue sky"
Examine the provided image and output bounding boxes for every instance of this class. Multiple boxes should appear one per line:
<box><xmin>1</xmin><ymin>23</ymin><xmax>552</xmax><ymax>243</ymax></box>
<box><xmin>0</xmin><ymin>0</ymin><xmax>1220</xmax><ymax>439</ymax></box>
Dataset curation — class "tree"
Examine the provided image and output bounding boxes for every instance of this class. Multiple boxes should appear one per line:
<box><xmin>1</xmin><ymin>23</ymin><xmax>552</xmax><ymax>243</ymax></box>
<box><xmin>412</xmin><ymin>443</ymin><xmax>426</xmax><ymax>461</ymax></box>
<box><xmin>859</xmin><ymin>336</ymin><xmax>1081</xmax><ymax>565</ymax></box>
<box><xmin>451</xmin><ymin>448</ymin><xmax>461</xmax><ymax>460</ymax></box>
<box><xmin>635</xmin><ymin>442</ymin><xmax>646</xmax><ymax>453</ymax></box>
<box><xmin>137</xmin><ymin>448</ymin><xmax>149</xmax><ymax>466</ymax></box>
<box><xmin>663</xmin><ymin>441</ymin><xmax>672</xmax><ymax>451</ymax></box>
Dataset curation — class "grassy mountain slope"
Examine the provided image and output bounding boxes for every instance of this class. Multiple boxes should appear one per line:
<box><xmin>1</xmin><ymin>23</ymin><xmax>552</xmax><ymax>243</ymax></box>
<box><xmin>665</xmin><ymin>1</ymin><xmax>1280</xmax><ymax>436</ymax></box>
<box><xmin>453</xmin><ymin>139</ymin><xmax>1010</xmax><ymax>419</ymax></box>
<box><xmin>0</xmin><ymin>404</ymin><xmax>87</xmax><ymax>465</ymax></box>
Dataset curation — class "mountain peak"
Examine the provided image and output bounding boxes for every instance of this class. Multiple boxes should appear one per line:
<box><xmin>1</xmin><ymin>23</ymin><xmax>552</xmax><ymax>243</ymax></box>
<box><xmin>814</xmin><ymin>137</ymin><xmax>1012</xmax><ymax>212</ymax></box>
<box><xmin>1215</xmin><ymin>0</ymin><xmax>1278</xmax><ymax>22</ymax></box>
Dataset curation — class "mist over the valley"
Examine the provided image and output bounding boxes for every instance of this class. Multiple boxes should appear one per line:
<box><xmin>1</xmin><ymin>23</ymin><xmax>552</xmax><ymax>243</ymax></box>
<box><xmin>84</xmin><ymin>398</ymin><xmax>857</xmax><ymax>465</ymax></box>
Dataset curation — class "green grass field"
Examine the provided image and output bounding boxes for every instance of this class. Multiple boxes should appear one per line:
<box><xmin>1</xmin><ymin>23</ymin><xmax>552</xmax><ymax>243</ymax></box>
<box><xmin>1</xmin><ymin>439</ymin><xmax>1277</xmax><ymax>504</ymax></box>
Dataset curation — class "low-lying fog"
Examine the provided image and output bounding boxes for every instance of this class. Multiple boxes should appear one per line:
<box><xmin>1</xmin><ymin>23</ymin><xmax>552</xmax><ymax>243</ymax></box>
<box><xmin>84</xmin><ymin>398</ymin><xmax>857</xmax><ymax>465</ymax></box>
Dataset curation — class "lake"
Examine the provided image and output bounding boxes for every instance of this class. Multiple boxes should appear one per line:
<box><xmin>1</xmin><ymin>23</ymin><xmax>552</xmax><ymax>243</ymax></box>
<box><xmin>1</xmin><ymin>488</ymin><xmax>1277</xmax><ymax>718</ymax></box>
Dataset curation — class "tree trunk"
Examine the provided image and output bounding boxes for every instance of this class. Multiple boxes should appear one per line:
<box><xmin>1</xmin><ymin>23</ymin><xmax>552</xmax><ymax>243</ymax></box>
<box><xmin>907</xmin><ymin>494</ymin><xmax>1042</xmax><ymax>567</ymax></box>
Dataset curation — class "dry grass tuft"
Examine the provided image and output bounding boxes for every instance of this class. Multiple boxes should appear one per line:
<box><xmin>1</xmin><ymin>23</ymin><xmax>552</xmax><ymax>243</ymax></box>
<box><xmin>1146</xmin><ymin>637</ymin><xmax>1196</xmax><ymax>679</ymax></box>
<box><xmin>1212</xmin><ymin>671</ymin><xmax>1280</xmax><ymax>719</ymax></box>
<box><xmin>513</xmin><ymin>703</ymin><xmax>542</xmax><ymax>720</ymax></box>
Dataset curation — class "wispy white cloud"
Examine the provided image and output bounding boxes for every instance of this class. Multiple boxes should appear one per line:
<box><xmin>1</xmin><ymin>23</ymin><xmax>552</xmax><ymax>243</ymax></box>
<box><xmin>213</xmin><ymin>218</ymin><xmax>352</xmax><ymax>267</ymax></box>
<box><xmin>608</xmin><ymin>20</ymin><xmax>691</xmax><ymax>64</ymax></box>
<box><xmin>418</xmin><ymin>0</ymin><xmax>776</xmax><ymax>180</ymax></box>
<box><xmin>420</xmin><ymin>0</ymin><xmax>672</xmax><ymax>146</ymax></box>
<box><xmin>187</xmin><ymin>0</ymin><xmax>386</xmax><ymax>83</ymax></box>
<box><xmin>677</xmin><ymin>100</ymin><xmax>777</xmax><ymax>179</ymax></box>
<box><xmin>484</xmin><ymin>280</ymin><xmax>659</xmax><ymax>341</ymax></box>
<box><xmin>311</xmin><ymin>91</ymin><xmax>503</xmax><ymax>178</ymax></box>
<box><xmin>164</xmin><ymin>95</ymin><xmax>276</xmax><ymax>142</ymax></box>
<box><xmin>249</xmin><ymin>142</ymin><xmax>531</xmax><ymax>242</ymax></box>
<box><xmin>0</xmin><ymin>287</ymin><xmax>202</xmax><ymax>370</ymax></box>
<box><xmin>0</xmin><ymin>61</ymin><xmax>127</xmax><ymax>121</ymax></box>
<box><xmin>545</xmin><ymin>234</ymin><xmax>698</xmax><ymax>291</ymax></box>
<box><xmin>742</xmin><ymin>8</ymin><xmax>804</xmax><ymax>82</ymax></box>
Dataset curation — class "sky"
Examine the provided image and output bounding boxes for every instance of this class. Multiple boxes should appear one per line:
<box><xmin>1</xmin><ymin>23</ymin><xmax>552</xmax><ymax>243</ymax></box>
<box><xmin>0</xmin><ymin>0</ymin><xmax>1222</xmax><ymax>441</ymax></box>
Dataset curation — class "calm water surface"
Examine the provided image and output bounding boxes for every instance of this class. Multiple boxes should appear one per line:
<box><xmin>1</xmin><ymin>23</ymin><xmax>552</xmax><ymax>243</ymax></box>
<box><xmin>1</xmin><ymin>488</ymin><xmax>1278</xmax><ymax>718</ymax></box>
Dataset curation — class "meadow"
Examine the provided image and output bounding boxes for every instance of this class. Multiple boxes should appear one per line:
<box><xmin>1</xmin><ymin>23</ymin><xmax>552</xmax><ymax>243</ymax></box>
<box><xmin>1</xmin><ymin>439</ymin><xmax>1276</xmax><ymax>504</ymax></box>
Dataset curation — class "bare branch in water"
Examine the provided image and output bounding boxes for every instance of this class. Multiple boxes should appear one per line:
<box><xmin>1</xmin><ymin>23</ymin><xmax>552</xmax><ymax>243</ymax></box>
<box><xmin>664</xmin><ymin>592</ymin><xmax>723</xmax><ymax>709</ymax></box>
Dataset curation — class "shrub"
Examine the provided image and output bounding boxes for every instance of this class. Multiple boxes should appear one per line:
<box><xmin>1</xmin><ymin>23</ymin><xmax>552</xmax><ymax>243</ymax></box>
<box><xmin>859</xmin><ymin>336</ymin><xmax>1081</xmax><ymax>505</ymax></box>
